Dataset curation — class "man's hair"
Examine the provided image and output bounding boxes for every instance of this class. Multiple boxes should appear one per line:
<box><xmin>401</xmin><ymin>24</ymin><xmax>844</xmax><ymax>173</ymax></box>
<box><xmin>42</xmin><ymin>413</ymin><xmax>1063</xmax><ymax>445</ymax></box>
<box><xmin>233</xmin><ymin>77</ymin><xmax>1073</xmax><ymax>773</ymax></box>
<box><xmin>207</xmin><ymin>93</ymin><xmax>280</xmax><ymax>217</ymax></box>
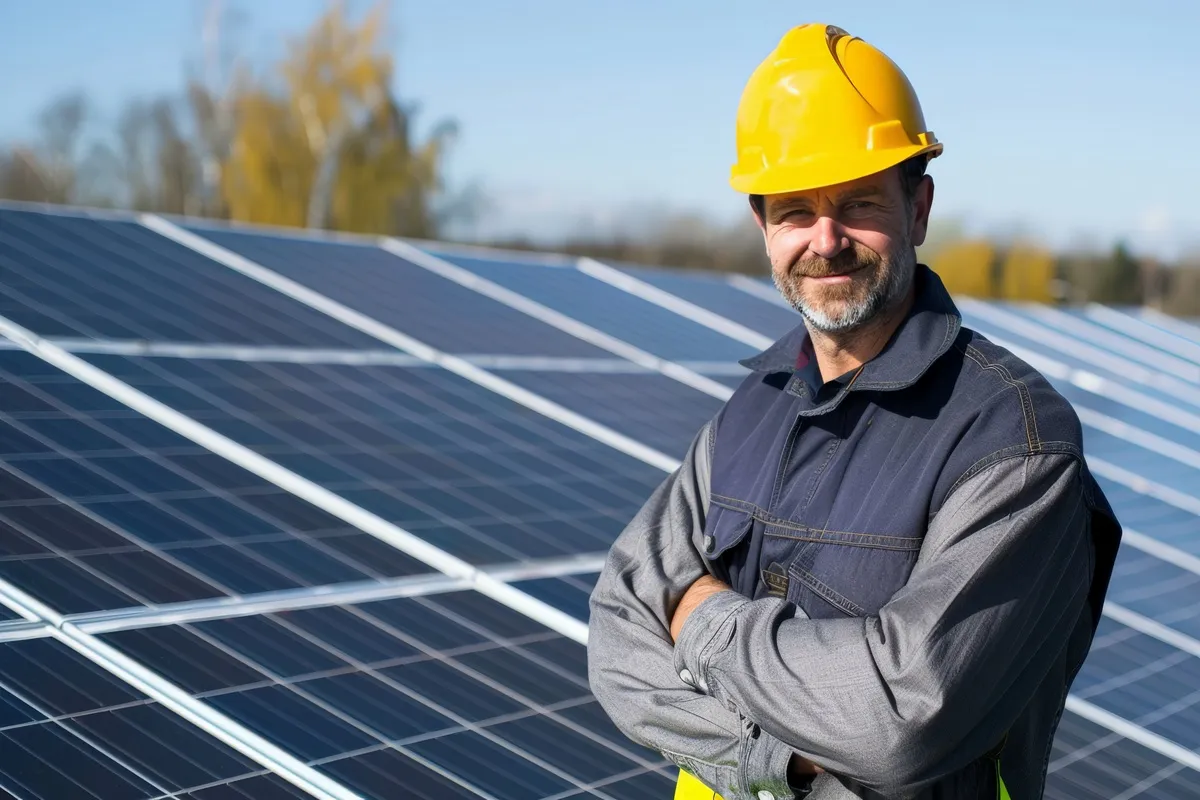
<box><xmin>749</xmin><ymin>155</ymin><xmax>929</xmax><ymax>219</ymax></box>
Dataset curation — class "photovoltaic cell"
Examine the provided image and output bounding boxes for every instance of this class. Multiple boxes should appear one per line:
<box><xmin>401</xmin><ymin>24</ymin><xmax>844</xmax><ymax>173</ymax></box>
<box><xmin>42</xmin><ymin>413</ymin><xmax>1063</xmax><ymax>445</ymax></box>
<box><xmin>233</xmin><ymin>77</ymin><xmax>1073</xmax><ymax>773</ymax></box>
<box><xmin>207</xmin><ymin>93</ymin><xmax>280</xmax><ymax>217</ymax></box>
<box><xmin>1077</xmin><ymin>426</ymin><xmax>1199</xmax><ymax>499</ymax></box>
<box><xmin>1045</xmin><ymin>713</ymin><xmax>1200</xmax><ymax>799</ymax></box>
<box><xmin>1106</xmin><ymin>552</ymin><xmax>1200</xmax><ymax>641</ymax></box>
<box><xmin>0</xmin><ymin>209</ymin><xmax>380</xmax><ymax>347</ymax></box>
<box><xmin>101</xmin><ymin>591</ymin><xmax>670</xmax><ymax>800</ymax></box>
<box><xmin>0</xmin><ymin>350</ymin><xmax>428</xmax><ymax>614</ymax></box>
<box><xmin>613</xmin><ymin>262</ymin><xmax>801</xmax><ymax>340</ymax></box>
<box><xmin>80</xmin><ymin>355</ymin><xmax>663</xmax><ymax>564</ymax></box>
<box><xmin>428</xmin><ymin>251</ymin><xmax>759</xmax><ymax>363</ymax></box>
<box><xmin>960</xmin><ymin>310</ymin><xmax>1195</xmax><ymax>413</ymax></box>
<box><xmin>509</xmin><ymin>573</ymin><xmax>600</xmax><ymax>622</ymax></box>
<box><xmin>0</xmin><ymin>635</ymin><xmax>307</xmax><ymax>799</ymax></box>
<box><xmin>185</xmin><ymin>225</ymin><xmax>616</xmax><ymax>358</ymax></box>
<box><xmin>493</xmin><ymin>370</ymin><xmax>723</xmax><ymax>459</ymax></box>
<box><xmin>1073</xmin><ymin>618</ymin><xmax>1200</xmax><ymax>750</ymax></box>
<box><xmin>1093</xmin><ymin>478</ymin><xmax>1200</xmax><ymax>556</ymax></box>
<box><xmin>0</xmin><ymin>204</ymin><xmax>1195</xmax><ymax>796</ymax></box>
<box><xmin>1061</xmin><ymin>308</ymin><xmax>1200</xmax><ymax>367</ymax></box>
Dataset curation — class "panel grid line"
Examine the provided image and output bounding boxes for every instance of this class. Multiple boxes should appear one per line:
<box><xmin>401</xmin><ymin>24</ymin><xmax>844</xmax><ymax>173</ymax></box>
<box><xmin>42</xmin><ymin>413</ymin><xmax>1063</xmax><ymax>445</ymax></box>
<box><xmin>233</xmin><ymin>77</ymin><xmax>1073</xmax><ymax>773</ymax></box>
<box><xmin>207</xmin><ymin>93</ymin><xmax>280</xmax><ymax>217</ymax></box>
<box><xmin>9</xmin><ymin>205</ymin><xmax>1200</xmax><ymax>796</ymax></box>
<box><xmin>0</xmin><ymin>575</ymin><xmax>363</xmax><ymax>800</ymax></box>
<box><xmin>103</xmin><ymin>355</ymin><xmax>639</xmax><ymax>564</ymax></box>
<box><xmin>0</xmin><ymin>313</ymin><xmax>592</xmax><ymax>647</ymax></box>
<box><xmin>138</xmin><ymin>222</ymin><xmax>1200</xmax><ymax>778</ymax></box>
<box><xmin>380</xmin><ymin>237</ymin><xmax>733</xmax><ymax>400</ymax></box>
<box><xmin>141</xmin><ymin>214</ymin><xmax>679</xmax><ymax>473</ymax></box>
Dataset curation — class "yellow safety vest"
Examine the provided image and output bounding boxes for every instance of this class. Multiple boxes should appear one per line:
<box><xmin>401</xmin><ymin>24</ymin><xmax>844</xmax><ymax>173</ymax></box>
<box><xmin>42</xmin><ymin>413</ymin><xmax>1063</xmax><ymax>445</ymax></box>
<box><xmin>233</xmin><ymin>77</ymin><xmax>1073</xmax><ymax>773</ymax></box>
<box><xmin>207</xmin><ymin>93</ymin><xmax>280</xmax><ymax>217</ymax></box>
<box><xmin>672</xmin><ymin>763</ymin><xmax>1012</xmax><ymax>799</ymax></box>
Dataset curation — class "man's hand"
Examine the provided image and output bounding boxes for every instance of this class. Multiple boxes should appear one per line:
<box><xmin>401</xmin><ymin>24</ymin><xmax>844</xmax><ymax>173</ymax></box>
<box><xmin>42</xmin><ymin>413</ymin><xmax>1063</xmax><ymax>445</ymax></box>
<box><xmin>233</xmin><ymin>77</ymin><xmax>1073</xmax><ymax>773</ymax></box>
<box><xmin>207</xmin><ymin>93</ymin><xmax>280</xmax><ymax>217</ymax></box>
<box><xmin>789</xmin><ymin>754</ymin><xmax>825</xmax><ymax>781</ymax></box>
<box><xmin>671</xmin><ymin>576</ymin><xmax>828</xmax><ymax>783</ymax></box>
<box><xmin>670</xmin><ymin>575</ymin><xmax>732</xmax><ymax>642</ymax></box>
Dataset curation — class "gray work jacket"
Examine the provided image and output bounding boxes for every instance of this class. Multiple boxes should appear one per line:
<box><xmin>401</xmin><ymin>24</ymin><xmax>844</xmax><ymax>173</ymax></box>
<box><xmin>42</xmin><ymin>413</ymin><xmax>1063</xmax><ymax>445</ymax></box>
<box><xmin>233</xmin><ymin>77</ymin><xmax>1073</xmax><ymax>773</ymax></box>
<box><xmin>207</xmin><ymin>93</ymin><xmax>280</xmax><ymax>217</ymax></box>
<box><xmin>587</xmin><ymin>269</ymin><xmax>1120</xmax><ymax>799</ymax></box>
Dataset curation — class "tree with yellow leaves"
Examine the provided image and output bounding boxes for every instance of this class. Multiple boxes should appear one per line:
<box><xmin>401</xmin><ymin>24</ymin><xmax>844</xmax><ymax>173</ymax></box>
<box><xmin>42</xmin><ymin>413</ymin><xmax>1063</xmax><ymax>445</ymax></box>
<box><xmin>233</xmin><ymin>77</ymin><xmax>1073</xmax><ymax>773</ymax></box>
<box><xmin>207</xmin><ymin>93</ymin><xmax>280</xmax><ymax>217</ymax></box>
<box><xmin>999</xmin><ymin>243</ymin><xmax>1057</xmax><ymax>303</ymax></box>
<box><xmin>221</xmin><ymin>1</ymin><xmax>455</xmax><ymax>236</ymax></box>
<box><xmin>931</xmin><ymin>240</ymin><xmax>997</xmax><ymax>299</ymax></box>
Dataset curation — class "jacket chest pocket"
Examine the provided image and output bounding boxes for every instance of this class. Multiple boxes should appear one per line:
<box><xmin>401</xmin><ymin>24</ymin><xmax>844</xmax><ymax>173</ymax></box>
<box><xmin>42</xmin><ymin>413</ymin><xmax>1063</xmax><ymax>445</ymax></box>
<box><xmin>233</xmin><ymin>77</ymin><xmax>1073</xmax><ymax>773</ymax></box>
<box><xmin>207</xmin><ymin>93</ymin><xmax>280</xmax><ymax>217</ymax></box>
<box><xmin>701</xmin><ymin>497</ymin><xmax>761</xmax><ymax>592</ymax></box>
<box><xmin>767</xmin><ymin>524</ymin><xmax>923</xmax><ymax>619</ymax></box>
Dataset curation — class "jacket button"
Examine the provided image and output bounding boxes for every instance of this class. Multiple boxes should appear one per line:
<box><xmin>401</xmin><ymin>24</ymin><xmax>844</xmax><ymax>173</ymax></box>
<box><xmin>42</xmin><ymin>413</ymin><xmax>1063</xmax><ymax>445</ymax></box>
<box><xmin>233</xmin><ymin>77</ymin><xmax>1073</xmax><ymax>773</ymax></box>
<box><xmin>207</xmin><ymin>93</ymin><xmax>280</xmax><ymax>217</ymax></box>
<box><xmin>702</xmin><ymin>535</ymin><xmax>716</xmax><ymax>554</ymax></box>
<box><xmin>679</xmin><ymin>669</ymin><xmax>694</xmax><ymax>686</ymax></box>
<box><xmin>757</xmin><ymin>792</ymin><xmax>775</xmax><ymax>800</ymax></box>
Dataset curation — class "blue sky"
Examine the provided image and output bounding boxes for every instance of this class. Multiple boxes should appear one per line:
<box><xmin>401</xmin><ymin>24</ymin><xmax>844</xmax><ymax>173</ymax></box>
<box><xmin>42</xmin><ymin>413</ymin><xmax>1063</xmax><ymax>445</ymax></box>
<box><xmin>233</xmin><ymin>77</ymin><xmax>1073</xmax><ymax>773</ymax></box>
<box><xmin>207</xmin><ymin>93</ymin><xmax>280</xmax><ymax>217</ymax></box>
<box><xmin>1</xmin><ymin>0</ymin><xmax>1197</xmax><ymax>259</ymax></box>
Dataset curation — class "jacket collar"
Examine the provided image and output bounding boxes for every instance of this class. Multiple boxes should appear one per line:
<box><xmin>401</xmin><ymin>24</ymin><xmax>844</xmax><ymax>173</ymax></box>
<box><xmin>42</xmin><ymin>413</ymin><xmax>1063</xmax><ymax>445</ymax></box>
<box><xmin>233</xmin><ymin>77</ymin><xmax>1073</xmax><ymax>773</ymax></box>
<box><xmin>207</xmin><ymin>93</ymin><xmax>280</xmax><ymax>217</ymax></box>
<box><xmin>739</xmin><ymin>265</ymin><xmax>963</xmax><ymax>394</ymax></box>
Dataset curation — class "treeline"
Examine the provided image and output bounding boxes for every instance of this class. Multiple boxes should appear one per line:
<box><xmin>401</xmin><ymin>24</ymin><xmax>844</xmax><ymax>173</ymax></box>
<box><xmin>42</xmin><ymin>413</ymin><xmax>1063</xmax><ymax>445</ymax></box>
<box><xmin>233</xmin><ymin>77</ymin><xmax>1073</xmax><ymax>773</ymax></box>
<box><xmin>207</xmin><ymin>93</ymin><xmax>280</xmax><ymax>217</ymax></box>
<box><xmin>927</xmin><ymin>237</ymin><xmax>1199</xmax><ymax>315</ymax></box>
<box><xmin>0</xmin><ymin>2</ymin><xmax>461</xmax><ymax>239</ymax></box>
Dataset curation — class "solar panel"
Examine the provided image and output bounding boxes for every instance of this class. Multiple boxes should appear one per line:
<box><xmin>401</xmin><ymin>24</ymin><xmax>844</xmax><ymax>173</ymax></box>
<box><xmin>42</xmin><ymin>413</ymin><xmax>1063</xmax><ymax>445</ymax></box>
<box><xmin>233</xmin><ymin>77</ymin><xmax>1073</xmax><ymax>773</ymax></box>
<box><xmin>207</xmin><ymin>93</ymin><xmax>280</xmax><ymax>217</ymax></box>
<box><xmin>0</xmin><ymin>350</ymin><xmax>427</xmax><ymax>613</ymax></box>
<box><xmin>491</xmin><ymin>370</ymin><xmax>724</xmax><ymax>458</ymax></box>
<box><xmin>1073</xmin><ymin>618</ymin><xmax>1200</xmax><ymax>749</ymax></box>
<box><xmin>0</xmin><ymin>210</ymin><xmax>380</xmax><ymax>349</ymax></box>
<box><xmin>1106</xmin><ymin>552</ymin><xmax>1200</xmax><ymax>639</ymax></box>
<box><xmin>609</xmin><ymin>261</ymin><xmax>802</xmax><ymax>339</ymax></box>
<box><xmin>959</xmin><ymin>305</ymin><xmax>1200</xmax><ymax>411</ymax></box>
<box><xmin>78</xmin><ymin>355</ymin><xmax>661</xmax><ymax>564</ymax></box>
<box><xmin>428</xmin><ymin>250</ymin><xmax>759</xmax><ymax>363</ymax></box>
<box><xmin>100</xmin><ymin>591</ymin><xmax>671</xmax><ymax>800</ymax></box>
<box><xmin>0</xmin><ymin>635</ymin><xmax>313</xmax><ymax>799</ymax></box>
<box><xmin>0</xmin><ymin>204</ymin><xmax>1196</xmax><ymax>799</ymax></box>
<box><xmin>1045</xmin><ymin>713</ymin><xmax>1200</xmax><ymax>799</ymax></box>
<box><xmin>509</xmin><ymin>573</ymin><xmax>600</xmax><ymax>622</ymax></box>
<box><xmin>187</xmin><ymin>227</ymin><xmax>617</xmax><ymax>359</ymax></box>
<box><xmin>1095</xmin><ymin>480</ymin><xmax>1199</xmax><ymax>554</ymax></box>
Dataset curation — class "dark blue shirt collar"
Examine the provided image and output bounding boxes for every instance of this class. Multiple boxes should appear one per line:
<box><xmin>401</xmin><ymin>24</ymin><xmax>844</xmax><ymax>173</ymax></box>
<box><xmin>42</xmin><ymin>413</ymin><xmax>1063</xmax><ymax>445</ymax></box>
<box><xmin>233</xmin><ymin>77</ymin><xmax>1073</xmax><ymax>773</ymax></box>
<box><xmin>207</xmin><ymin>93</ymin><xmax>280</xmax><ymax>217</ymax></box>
<box><xmin>739</xmin><ymin>264</ymin><xmax>963</xmax><ymax>395</ymax></box>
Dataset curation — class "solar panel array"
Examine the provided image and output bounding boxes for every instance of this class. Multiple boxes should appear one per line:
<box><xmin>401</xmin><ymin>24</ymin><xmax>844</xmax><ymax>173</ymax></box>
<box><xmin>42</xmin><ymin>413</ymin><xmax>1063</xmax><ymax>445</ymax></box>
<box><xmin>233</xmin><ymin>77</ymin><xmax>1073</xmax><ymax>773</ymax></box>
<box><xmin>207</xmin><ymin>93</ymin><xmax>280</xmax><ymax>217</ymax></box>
<box><xmin>0</xmin><ymin>200</ymin><xmax>1197</xmax><ymax>799</ymax></box>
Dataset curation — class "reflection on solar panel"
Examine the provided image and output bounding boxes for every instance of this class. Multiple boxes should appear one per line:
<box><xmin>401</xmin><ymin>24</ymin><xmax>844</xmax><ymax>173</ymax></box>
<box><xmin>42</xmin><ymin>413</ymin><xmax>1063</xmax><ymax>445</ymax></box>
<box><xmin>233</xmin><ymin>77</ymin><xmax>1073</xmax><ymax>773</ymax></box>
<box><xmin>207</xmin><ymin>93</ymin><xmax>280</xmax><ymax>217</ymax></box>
<box><xmin>0</xmin><ymin>201</ymin><xmax>1196</xmax><ymax>799</ymax></box>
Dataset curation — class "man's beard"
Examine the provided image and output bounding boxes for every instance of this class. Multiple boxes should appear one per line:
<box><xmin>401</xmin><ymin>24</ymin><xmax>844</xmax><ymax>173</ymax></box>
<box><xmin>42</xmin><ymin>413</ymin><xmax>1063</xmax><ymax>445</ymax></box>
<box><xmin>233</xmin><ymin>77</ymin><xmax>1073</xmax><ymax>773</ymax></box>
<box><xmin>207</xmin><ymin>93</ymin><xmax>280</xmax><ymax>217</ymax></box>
<box><xmin>772</xmin><ymin>239</ymin><xmax>915</xmax><ymax>334</ymax></box>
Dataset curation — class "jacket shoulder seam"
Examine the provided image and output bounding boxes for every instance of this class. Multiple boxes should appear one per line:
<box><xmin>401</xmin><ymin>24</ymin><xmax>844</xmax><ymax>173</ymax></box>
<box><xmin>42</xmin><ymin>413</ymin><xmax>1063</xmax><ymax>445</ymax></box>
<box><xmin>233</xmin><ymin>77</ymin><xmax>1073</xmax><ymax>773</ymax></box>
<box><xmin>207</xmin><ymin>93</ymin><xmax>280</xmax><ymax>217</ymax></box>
<box><xmin>936</xmin><ymin>445</ymin><xmax>1084</xmax><ymax>519</ymax></box>
<box><xmin>960</xmin><ymin>342</ymin><xmax>1043</xmax><ymax>452</ymax></box>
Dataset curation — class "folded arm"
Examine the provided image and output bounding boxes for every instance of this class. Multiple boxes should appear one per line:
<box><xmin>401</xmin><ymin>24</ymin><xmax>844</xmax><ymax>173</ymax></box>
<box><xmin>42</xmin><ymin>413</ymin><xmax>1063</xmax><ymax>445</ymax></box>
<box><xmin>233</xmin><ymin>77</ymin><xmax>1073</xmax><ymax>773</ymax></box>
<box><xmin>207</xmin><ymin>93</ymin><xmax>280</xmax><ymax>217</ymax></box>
<box><xmin>587</xmin><ymin>421</ymin><xmax>799</xmax><ymax>799</ymax></box>
<box><xmin>673</xmin><ymin>451</ymin><xmax>1096</xmax><ymax>797</ymax></box>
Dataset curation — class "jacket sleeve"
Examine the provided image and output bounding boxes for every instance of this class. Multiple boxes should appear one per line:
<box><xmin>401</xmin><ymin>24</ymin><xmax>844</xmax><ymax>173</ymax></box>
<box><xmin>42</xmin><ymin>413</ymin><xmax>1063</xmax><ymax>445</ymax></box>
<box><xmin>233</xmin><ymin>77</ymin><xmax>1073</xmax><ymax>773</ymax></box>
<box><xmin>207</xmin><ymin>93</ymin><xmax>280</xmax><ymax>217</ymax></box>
<box><xmin>587</xmin><ymin>420</ymin><xmax>799</xmax><ymax>800</ymax></box>
<box><xmin>673</xmin><ymin>450</ymin><xmax>1097</xmax><ymax>797</ymax></box>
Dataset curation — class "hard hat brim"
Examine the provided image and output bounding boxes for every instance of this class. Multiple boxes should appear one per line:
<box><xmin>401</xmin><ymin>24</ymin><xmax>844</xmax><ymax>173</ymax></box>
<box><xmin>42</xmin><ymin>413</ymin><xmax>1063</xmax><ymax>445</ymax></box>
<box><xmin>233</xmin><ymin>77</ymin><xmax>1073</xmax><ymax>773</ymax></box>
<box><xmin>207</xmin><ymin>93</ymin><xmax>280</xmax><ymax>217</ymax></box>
<box><xmin>730</xmin><ymin>141</ymin><xmax>943</xmax><ymax>196</ymax></box>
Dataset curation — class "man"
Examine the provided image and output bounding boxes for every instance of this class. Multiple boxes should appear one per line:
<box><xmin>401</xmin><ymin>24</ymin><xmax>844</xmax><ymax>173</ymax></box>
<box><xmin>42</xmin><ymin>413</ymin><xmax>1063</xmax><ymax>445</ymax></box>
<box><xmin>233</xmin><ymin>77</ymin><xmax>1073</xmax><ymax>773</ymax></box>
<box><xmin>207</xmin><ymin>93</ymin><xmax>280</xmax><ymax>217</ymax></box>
<box><xmin>587</xmin><ymin>23</ymin><xmax>1121</xmax><ymax>800</ymax></box>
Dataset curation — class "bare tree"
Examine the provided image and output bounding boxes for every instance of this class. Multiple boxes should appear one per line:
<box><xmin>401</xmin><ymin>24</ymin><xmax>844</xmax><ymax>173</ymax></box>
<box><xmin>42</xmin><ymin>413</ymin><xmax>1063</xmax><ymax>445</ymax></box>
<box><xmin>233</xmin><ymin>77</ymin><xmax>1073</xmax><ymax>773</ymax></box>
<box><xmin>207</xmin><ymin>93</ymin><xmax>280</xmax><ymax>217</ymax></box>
<box><xmin>35</xmin><ymin>92</ymin><xmax>89</xmax><ymax>203</ymax></box>
<box><xmin>186</xmin><ymin>0</ymin><xmax>246</xmax><ymax>218</ymax></box>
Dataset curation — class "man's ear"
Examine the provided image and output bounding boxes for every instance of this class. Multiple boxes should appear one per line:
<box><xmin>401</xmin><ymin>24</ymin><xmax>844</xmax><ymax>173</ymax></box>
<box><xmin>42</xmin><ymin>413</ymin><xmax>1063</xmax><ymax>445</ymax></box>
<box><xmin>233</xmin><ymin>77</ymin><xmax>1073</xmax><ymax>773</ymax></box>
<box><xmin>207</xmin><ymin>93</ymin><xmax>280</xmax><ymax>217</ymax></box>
<box><xmin>910</xmin><ymin>175</ymin><xmax>935</xmax><ymax>247</ymax></box>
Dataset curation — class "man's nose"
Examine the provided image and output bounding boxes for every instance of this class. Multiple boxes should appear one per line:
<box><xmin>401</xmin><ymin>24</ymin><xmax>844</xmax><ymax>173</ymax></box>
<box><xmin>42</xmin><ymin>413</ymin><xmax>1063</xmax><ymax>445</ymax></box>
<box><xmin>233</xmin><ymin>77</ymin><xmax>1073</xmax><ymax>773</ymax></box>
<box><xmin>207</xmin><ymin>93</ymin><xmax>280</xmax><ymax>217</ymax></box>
<box><xmin>807</xmin><ymin>216</ymin><xmax>850</xmax><ymax>260</ymax></box>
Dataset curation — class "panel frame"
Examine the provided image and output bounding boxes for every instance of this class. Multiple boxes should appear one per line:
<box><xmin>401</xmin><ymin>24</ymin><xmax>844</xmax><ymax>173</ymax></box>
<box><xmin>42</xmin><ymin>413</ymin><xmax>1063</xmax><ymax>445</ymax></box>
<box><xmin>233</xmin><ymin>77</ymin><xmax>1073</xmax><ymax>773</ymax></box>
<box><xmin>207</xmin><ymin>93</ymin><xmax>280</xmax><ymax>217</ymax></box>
<box><xmin>0</xmin><ymin>573</ymin><xmax>364</xmax><ymax>800</ymax></box>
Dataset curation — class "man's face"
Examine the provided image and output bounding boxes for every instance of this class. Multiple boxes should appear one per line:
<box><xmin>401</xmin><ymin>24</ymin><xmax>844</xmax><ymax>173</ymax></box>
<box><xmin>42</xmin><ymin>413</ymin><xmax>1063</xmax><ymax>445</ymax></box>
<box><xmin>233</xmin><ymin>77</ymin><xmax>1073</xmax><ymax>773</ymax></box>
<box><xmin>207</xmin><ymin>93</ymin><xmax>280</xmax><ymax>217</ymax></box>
<box><xmin>755</xmin><ymin>167</ymin><xmax>933</xmax><ymax>333</ymax></box>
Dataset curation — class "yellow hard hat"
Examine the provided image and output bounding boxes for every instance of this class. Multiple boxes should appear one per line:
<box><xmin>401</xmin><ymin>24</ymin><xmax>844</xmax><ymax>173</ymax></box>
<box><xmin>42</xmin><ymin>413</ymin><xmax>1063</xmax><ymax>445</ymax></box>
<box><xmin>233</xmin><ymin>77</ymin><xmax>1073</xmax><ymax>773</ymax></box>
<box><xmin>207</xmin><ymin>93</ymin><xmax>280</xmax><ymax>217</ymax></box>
<box><xmin>730</xmin><ymin>23</ymin><xmax>943</xmax><ymax>196</ymax></box>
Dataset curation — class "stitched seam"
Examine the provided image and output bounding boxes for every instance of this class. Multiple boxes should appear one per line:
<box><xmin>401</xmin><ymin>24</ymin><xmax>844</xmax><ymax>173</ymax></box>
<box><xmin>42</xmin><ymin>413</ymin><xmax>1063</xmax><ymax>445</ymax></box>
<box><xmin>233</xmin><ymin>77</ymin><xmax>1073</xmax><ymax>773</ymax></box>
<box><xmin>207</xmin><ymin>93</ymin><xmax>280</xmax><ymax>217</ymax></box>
<box><xmin>763</xmin><ymin>529</ymin><xmax>922</xmax><ymax>551</ymax></box>
<box><xmin>788</xmin><ymin>565</ymin><xmax>865</xmax><ymax>617</ymax></box>
<box><xmin>853</xmin><ymin>315</ymin><xmax>960</xmax><ymax>390</ymax></box>
<box><xmin>661</xmin><ymin>747</ymin><xmax>735</xmax><ymax>772</ymax></box>
<box><xmin>942</xmin><ymin>447</ymin><xmax>1086</xmax><ymax>512</ymax></box>
<box><xmin>770</xmin><ymin>414</ymin><xmax>805</xmax><ymax>509</ymax></box>
<box><xmin>711</xmin><ymin>495</ymin><xmax>764</xmax><ymax>514</ymax></box>
<box><xmin>711</xmin><ymin>496</ymin><xmax>923</xmax><ymax>542</ymax></box>
<box><xmin>962</xmin><ymin>343</ymin><xmax>1042</xmax><ymax>451</ymax></box>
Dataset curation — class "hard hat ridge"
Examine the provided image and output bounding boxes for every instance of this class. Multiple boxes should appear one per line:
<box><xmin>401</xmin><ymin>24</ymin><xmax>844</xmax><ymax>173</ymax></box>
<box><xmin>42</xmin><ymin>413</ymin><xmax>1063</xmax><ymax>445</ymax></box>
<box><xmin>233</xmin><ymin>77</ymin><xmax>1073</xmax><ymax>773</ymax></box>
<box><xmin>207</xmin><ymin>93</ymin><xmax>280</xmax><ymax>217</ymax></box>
<box><xmin>730</xmin><ymin>23</ymin><xmax>942</xmax><ymax>196</ymax></box>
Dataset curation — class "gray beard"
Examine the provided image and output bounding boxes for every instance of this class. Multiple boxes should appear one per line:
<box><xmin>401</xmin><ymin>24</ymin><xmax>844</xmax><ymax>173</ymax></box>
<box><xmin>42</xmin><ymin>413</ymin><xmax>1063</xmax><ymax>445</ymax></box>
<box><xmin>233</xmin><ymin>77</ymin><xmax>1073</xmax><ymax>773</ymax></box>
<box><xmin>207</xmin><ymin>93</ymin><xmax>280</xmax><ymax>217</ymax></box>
<box><xmin>774</xmin><ymin>246</ymin><xmax>915</xmax><ymax>334</ymax></box>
